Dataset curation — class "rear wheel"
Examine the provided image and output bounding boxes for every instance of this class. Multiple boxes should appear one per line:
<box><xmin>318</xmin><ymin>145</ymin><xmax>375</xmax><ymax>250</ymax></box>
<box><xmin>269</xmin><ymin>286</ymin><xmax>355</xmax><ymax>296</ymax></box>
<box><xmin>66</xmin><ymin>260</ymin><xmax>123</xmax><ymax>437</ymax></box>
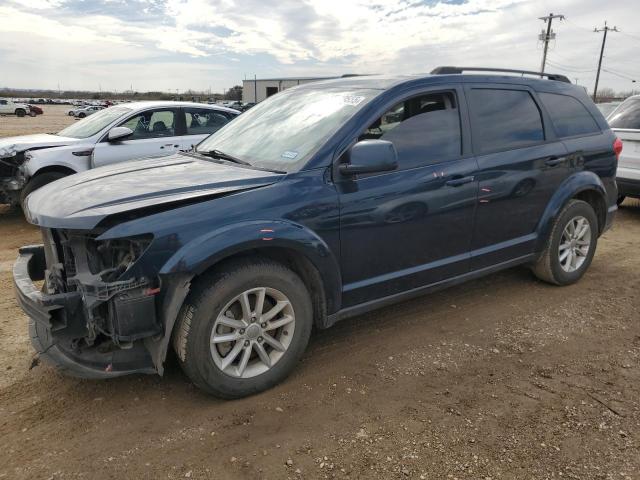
<box><xmin>532</xmin><ymin>199</ymin><xmax>598</xmax><ymax>285</ymax></box>
<box><xmin>15</xmin><ymin>108</ymin><xmax>26</xmax><ymax>117</ymax></box>
<box><xmin>78</xmin><ymin>112</ymin><xmax>86</xmax><ymax>118</ymax></box>
<box><xmin>173</xmin><ymin>259</ymin><xmax>313</xmax><ymax>398</ymax></box>
<box><xmin>617</xmin><ymin>195</ymin><xmax>626</xmax><ymax>206</ymax></box>
<box><xmin>20</xmin><ymin>171</ymin><xmax>70</xmax><ymax>209</ymax></box>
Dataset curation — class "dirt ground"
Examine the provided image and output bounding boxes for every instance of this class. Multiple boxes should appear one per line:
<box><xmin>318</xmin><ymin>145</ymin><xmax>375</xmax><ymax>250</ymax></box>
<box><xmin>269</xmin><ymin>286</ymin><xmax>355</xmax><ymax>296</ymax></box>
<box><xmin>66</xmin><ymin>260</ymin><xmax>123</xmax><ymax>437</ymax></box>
<box><xmin>1</xmin><ymin>112</ymin><xmax>639</xmax><ymax>480</ymax></box>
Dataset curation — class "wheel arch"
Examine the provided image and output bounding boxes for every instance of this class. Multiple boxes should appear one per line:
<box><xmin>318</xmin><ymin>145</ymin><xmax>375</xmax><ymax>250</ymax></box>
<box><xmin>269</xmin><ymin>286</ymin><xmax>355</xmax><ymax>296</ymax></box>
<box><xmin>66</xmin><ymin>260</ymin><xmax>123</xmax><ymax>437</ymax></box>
<box><xmin>147</xmin><ymin>221</ymin><xmax>342</xmax><ymax>373</ymax></box>
<box><xmin>535</xmin><ymin>171</ymin><xmax>608</xmax><ymax>252</ymax></box>
<box><xmin>30</xmin><ymin>165</ymin><xmax>77</xmax><ymax>178</ymax></box>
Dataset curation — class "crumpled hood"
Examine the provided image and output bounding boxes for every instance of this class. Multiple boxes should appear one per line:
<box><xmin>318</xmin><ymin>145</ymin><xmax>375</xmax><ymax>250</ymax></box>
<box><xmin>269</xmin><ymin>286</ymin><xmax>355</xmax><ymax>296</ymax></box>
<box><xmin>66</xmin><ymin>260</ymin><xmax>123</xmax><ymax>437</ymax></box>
<box><xmin>0</xmin><ymin>134</ymin><xmax>79</xmax><ymax>159</ymax></box>
<box><xmin>24</xmin><ymin>153</ymin><xmax>284</xmax><ymax>229</ymax></box>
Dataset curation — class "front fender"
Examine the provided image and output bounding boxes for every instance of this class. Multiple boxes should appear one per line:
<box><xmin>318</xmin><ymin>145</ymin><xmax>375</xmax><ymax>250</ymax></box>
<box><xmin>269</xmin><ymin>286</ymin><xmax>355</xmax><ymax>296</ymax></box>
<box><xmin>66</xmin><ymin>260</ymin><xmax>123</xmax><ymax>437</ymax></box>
<box><xmin>147</xmin><ymin>220</ymin><xmax>342</xmax><ymax>374</ymax></box>
<box><xmin>160</xmin><ymin>219</ymin><xmax>342</xmax><ymax>312</ymax></box>
<box><xmin>21</xmin><ymin>145</ymin><xmax>92</xmax><ymax>178</ymax></box>
<box><xmin>535</xmin><ymin>171</ymin><xmax>607</xmax><ymax>252</ymax></box>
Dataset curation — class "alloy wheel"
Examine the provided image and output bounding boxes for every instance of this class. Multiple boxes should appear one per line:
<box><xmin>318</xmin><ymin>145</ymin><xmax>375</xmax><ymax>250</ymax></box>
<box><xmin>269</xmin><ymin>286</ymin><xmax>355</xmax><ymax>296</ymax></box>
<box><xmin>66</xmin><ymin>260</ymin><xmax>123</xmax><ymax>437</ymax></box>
<box><xmin>558</xmin><ymin>215</ymin><xmax>591</xmax><ymax>273</ymax></box>
<box><xmin>209</xmin><ymin>287</ymin><xmax>296</xmax><ymax>378</ymax></box>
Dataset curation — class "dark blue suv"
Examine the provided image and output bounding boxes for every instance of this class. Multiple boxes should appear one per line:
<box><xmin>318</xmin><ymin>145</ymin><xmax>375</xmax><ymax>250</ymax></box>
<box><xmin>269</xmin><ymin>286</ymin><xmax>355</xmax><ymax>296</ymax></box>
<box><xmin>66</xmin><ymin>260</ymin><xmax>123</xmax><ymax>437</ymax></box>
<box><xmin>14</xmin><ymin>67</ymin><xmax>621</xmax><ymax>398</ymax></box>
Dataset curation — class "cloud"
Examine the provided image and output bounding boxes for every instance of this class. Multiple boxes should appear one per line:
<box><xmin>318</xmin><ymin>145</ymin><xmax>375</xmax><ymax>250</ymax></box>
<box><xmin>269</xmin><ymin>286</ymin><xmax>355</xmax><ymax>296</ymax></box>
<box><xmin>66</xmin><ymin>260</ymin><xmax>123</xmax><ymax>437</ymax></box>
<box><xmin>0</xmin><ymin>0</ymin><xmax>638</xmax><ymax>92</ymax></box>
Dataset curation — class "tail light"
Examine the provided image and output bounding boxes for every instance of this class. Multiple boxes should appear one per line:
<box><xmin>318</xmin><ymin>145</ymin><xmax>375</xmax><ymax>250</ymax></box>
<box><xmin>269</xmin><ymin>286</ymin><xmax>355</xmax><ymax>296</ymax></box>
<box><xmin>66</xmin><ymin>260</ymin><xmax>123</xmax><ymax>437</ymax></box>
<box><xmin>613</xmin><ymin>137</ymin><xmax>623</xmax><ymax>161</ymax></box>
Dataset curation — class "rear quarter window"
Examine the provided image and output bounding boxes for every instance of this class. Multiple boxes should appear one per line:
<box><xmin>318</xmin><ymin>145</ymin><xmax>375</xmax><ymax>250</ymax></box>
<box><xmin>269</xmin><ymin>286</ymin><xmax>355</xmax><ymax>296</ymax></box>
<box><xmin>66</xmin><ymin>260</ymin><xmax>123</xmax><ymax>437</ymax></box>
<box><xmin>538</xmin><ymin>92</ymin><xmax>600</xmax><ymax>137</ymax></box>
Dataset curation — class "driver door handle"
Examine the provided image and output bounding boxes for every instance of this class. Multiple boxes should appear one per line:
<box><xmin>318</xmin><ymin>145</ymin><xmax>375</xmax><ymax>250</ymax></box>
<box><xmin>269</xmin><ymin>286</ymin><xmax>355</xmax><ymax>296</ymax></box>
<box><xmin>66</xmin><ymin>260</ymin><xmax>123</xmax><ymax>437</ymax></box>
<box><xmin>445</xmin><ymin>176</ymin><xmax>475</xmax><ymax>187</ymax></box>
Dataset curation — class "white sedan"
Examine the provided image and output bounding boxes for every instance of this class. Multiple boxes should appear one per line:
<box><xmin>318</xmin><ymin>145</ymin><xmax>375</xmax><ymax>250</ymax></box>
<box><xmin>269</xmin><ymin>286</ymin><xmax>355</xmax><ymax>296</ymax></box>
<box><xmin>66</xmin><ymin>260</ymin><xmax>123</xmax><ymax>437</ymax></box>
<box><xmin>0</xmin><ymin>101</ymin><xmax>239</xmax><ymax>206</ymax></box>
<box><xmin>68</xmin><ymin>105</ymin><xmax>104</xmax><ymax>118</ymax></box>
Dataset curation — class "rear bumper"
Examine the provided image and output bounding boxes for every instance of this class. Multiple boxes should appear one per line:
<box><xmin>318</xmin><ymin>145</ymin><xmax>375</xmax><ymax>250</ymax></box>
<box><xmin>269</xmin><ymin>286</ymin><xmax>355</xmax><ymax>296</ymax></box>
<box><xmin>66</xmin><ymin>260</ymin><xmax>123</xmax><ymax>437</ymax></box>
<box><xmin>13</xmin><ymin>245</ymin><xmax>156</xmax><ymax>378</ymax></box>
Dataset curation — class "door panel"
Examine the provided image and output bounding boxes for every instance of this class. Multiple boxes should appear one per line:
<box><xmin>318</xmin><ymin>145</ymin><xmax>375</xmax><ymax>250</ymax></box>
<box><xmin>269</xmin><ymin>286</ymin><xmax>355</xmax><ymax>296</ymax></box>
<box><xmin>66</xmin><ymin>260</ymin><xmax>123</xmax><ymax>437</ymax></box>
<box><xmin>338</xmin><ymin>158</ymin><xmax>478</xmax><ymax>307</ymax></box>
<box><xmin>92</xmin><ymin>136</ymin><xmax>182</xmax><ymax>167</ymax></box>
<box><xmin>471</xmin><ymin>141</ymin><xmax>569</xmax><ymax>268</ymax></box>
<box><xmin>92</xmin><ymin>108</ymin><xmax>180</xmax><ymax>167</ymax></box>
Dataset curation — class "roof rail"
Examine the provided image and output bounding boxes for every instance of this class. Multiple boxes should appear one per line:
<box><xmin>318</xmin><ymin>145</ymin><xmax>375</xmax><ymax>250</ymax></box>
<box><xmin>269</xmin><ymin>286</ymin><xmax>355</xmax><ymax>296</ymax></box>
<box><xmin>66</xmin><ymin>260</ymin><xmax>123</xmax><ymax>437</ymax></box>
<box><xmin>430</xmin><ymin>66</ymin><xmax>571</xmax><ymax>84</ymax></box>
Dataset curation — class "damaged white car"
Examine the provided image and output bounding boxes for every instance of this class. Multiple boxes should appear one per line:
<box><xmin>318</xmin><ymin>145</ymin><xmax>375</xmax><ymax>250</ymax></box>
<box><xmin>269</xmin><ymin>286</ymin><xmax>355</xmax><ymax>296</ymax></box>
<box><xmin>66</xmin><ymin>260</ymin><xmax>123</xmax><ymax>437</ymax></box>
<box><xmin>0</xmin><ymin>101</ymin><xmax>239</xmax><ymax>207</ymax></box>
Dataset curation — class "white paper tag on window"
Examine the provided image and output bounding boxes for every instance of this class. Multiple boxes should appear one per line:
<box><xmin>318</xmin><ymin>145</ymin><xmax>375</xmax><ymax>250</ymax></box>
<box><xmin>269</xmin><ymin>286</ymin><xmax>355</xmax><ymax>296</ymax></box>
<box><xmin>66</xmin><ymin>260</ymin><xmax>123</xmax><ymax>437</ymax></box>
<box><xmin>281</xmin><ymin>150</ymin><xmax>299</xmax><ymax>159</ymax></box>
<box><xmin>343</xmin><ymin>95</ymin><xmax>365</xmax><ymax>106</ymax></box>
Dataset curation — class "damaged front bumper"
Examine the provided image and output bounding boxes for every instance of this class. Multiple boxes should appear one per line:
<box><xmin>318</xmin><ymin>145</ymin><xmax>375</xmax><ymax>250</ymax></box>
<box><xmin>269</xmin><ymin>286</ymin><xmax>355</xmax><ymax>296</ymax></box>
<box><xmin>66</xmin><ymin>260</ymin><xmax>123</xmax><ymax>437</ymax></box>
<box><xmin>13</xmin><ymin>244</ymin><xmax>158</xmax><ymax>378</ymax></box>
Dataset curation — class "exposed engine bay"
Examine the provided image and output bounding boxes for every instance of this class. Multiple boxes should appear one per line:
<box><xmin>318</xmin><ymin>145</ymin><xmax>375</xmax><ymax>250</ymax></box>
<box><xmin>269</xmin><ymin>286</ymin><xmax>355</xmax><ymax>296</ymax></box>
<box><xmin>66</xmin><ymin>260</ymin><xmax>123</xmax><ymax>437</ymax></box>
<box><xmin>42</xmin><ymin>228</ymin><xmax>161</xmax><ymax>354</ymax></box>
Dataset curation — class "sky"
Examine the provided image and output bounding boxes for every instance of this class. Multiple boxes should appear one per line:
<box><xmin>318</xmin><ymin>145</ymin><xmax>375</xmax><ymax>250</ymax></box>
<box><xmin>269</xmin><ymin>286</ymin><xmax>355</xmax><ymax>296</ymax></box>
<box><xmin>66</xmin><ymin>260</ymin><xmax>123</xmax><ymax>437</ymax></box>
<box><xmin>0</xmin><ymin>0</ymin><xmax>639</xmax><ymax>94</ymax></box>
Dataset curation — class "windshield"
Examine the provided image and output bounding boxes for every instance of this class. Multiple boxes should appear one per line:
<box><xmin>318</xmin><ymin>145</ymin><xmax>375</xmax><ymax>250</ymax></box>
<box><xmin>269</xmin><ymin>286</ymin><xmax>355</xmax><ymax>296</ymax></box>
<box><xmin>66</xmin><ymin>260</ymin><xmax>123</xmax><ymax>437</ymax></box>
<box><xmin>196</xmin><ymin>87</ymin><xmax>378</xmax><ymax>172</ymax></box>
<box><xmin>58</xmin><ymin>106</ymin><xmax>133</xmax><ymax>139</ymax></box>
<box><xmin>608</xmin><ymin>98</ymin><xmax>640</xmax><ymax>130</ymax></box>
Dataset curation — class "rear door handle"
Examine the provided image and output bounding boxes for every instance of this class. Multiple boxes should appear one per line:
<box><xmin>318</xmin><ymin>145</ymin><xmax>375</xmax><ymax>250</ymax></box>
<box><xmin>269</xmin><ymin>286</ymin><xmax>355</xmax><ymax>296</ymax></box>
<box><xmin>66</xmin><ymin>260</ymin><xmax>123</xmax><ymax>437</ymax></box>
<box><xmin>445</xmin><ymin>176</ymin><xmax>475</xmax><ymax>187</ymax></box>
<box><xmin>545</xmin><ymin>156</ymin><xmax>565</xmax><ymax>167</ymax></box>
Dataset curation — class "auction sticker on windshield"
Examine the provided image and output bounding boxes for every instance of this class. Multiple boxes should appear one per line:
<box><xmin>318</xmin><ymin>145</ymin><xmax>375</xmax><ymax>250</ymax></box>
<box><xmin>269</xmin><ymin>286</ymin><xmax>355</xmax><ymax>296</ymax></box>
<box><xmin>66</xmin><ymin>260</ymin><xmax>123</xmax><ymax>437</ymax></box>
<box><xmin>281</xmin><ymin>150</ymin><xmax>299</xmax><ymax>159</ymax></box>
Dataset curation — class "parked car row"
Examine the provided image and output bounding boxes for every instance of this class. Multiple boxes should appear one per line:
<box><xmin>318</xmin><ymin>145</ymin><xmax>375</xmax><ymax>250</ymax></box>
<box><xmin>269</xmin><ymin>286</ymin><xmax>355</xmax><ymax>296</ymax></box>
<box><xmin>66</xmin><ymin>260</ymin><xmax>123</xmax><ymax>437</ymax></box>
<box><xmin>7</xmin><ymin>67</ymin><xmax>625</xmax><ymax>400</ymax></box>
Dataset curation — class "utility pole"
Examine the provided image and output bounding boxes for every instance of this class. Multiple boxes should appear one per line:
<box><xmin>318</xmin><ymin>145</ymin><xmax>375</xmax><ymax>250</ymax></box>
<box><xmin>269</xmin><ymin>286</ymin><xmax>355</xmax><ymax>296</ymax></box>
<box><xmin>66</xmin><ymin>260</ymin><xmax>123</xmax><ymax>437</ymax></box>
<box><xmin>593</xmin><ymin>21</ymin><xmax>619</xmax><ymax>101</ymax></box>
<box><xmin>539</xmin><ymin>13</ymin><xmax>564</xmax><ymax>74</ymax></box>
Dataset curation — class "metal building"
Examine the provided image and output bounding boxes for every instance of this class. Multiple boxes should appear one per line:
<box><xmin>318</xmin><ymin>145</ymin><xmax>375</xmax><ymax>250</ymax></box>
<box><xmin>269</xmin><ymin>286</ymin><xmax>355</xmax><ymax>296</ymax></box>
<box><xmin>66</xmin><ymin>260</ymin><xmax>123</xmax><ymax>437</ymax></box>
<box><xmin>242</xmin><ymin>76</ymin><xmax>338</xmax><ymax>103</ymax></box>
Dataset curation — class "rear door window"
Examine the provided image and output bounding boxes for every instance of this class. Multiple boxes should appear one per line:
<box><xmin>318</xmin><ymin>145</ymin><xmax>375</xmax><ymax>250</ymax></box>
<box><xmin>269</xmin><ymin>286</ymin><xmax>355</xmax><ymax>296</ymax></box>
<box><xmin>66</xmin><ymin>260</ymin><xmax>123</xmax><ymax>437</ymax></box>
<box><xmin>468</xmin><ymin>89</ymin><xmax>544</xmax><ymax>154</ymax></box>
<box><xmin>539</xmin><ymin>92</ymin><xmax>600</xmax><ymax>137</ymax></box>
<box><xmin>185</xmin><ymin>108</ymin><xmax>235</xmax><ymax>135</ymax></box>
<box><xmin>608</xmin><ymin>98</ymin><xmax>640</xmax><ymax>130</ymax></box>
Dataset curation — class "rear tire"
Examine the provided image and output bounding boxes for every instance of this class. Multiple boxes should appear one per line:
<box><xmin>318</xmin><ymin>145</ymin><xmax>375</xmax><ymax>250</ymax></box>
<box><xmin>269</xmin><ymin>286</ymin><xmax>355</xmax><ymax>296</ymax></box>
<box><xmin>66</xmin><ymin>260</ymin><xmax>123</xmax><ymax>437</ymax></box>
<box><xmin>617</xmin><ymin>195</ymin><xmax>626</xmax><ymax>206</ymax></box>
<box><xmin>173</xmin><ymin>259</ymin><xmax>313</xmax><ymax>398</ymax></box>
<box><xmin>532</xmin><ymin>199</ymin><xmax>598</xmax><ymax>285</ymax></box>
<box><xmin>20</xmin><ymin>172</ymin><xmax>70</xmax><ymax>209</ymax></box>
<box><xmin>15</xmin><ymin>108</ymin><xmax>26</xmax><ymax>117</ymax></box>
<box><xmin>78</xmin><ymin>113</ymin><xmax>86</xmax><ymax>118</ymax></box>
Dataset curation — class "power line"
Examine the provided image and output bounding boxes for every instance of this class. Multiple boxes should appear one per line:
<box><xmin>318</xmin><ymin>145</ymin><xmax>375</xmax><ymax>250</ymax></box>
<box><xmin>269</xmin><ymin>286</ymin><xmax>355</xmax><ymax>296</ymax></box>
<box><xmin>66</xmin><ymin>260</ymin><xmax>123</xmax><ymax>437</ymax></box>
<box><xmin>563</xmin><ymin>17</ymin><xmax>593</xmax><ymax>33</ymax></box>
<box><xmin>545</xmin><ymin>58</ymin><xmax>595</xmax><ymax>74</ymax></box>
<box><xmin>593</xmin><ymin>21</ymin><xmax>619</xmax><ymax>101</ymax></box>
<box><xmin>602</xmin><ymin>68</ymin><xmax>637</xmax><ymax>83</ymax></box>
<box><xmin>538</xmin><ymin>13</ymin><xmax>565</xmax><ymax>74</ymax></box>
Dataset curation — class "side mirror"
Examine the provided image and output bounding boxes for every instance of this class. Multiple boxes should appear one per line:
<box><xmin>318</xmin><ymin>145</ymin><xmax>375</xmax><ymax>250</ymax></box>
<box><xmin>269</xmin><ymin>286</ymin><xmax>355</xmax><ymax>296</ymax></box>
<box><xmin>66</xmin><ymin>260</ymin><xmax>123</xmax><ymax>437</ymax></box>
<box><xmin>339</xmin><ymin>140</ymin><xmax>398</xmax><ymax>176</ymax></box>
<box><xmin>107</xmin><ymin>126</ymin><xmax>134</xmax><ymax>142</ymax></box>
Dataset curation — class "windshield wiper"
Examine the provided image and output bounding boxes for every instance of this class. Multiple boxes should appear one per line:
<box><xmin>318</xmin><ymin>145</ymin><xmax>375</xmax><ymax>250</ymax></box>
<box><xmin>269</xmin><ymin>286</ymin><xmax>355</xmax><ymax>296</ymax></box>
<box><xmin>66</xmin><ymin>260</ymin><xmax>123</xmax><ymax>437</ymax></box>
<box><xmin>198</xmin><ymin>149</ymin><xmax>252</xmax><ymax>167</ymax></box>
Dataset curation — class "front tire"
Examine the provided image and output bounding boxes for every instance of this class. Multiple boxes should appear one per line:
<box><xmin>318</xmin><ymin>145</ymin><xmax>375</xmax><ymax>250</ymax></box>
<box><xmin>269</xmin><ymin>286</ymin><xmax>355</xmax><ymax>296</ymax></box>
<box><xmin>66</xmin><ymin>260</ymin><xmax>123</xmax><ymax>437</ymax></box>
<box><xmin>532</xmin><ymin>199</ymin><xmax>598</xmax><ymax>285</ymax></box>
<box><xmin>173</xmin><ymin>259</ymin><xmax>313</xmax><ymax>398</ymax></box>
